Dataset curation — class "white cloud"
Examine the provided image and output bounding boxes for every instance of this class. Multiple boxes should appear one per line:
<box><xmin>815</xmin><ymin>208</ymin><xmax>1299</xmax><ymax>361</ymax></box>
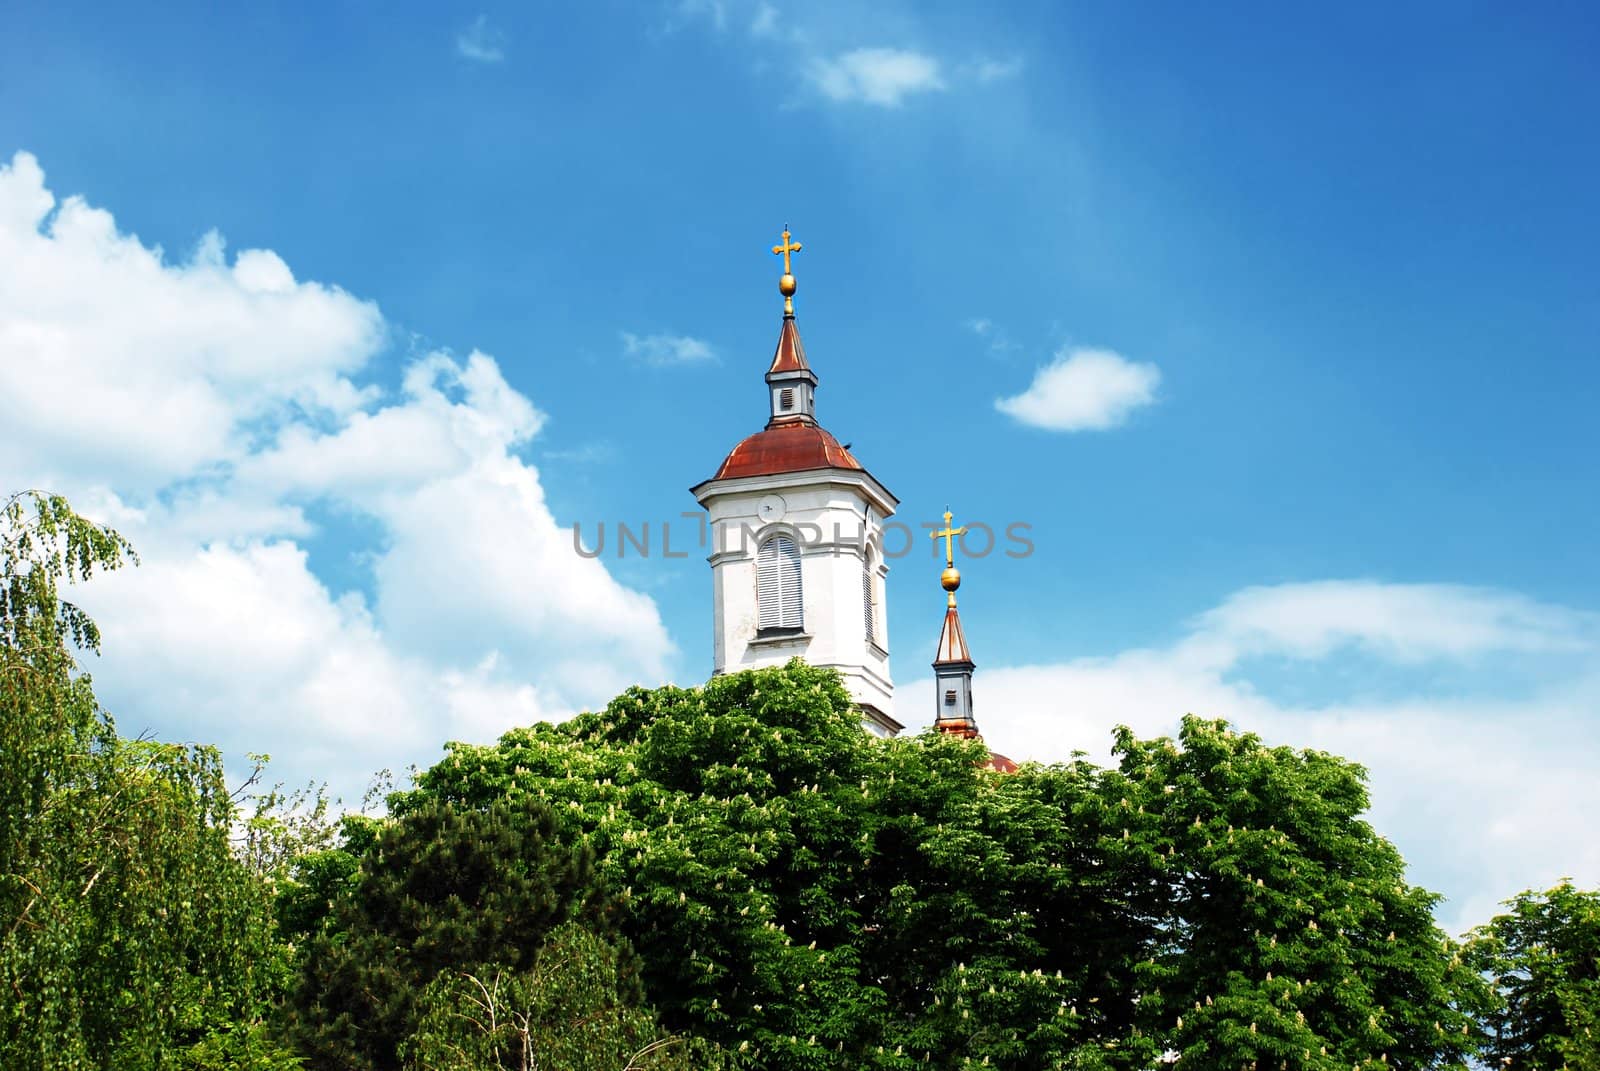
<box><xmin>621</xmin><ymin>330</ymin><xmax>717</xmax><ymax>366</ymax></box>
<box><xmin>0</xmin><ymin>156</ymin><xmax>383</xmax><ymax>495</ymax></box>
<box><xmin>541</xmin><ymin>442</ymin><xmax>617</xmax><ymax>465</ymax></box>
<box><xmin>1198</xmin><ymin>580</ymin><xmax>1596</xmax><ymax>664</ymax></box>
<box><xmin>963</xmin><ymin>315</ymin><xmax>1020</xmax><ymax>358</ymax></box>
<box><xmin>0</xmin><ymin>151</ymin><xmax>671</xmax><ymax>802</ymax></box>
<box><xmin>677</xmin><ymin>0</ymin><xmax>730</xmax><ymax>32</ymax></box>
<box><xmin>994</xmin><ymin>346</ymin><xmax>1161</xmax><ymax>431</ymax></box>
<box><xmin>808</xmin><ymin>48</ymin><xmax>946</xmax><ymax>108</ymax></box>
<box><xmin>749</xmin><ymin>2</ymin><xmax>779</xmax><ymax>37</ymax></box>
<box><xmin>968</xmin><ymin>56</ymin><xmax>1024</xmax><ymax>83</ymax></box>
<box><xmin>915</xmin><ymin>579</ymin><xmax>1600</xmax><ymax>934</ymax></box>
<box><xmin>671</xmin><ymin>3</ymin><xmax>1014</xmax><ymax>109</ymax></box>
<box><xmin>457</xmin><ymin>14</ymin><xmax>507</xmax><ymax>63</ymax></box>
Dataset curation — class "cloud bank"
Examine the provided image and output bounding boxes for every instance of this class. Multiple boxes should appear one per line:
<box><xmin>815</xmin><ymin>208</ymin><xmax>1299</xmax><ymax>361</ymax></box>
<box><xmin>0</xmin><ymin>151</ymin><xmax>671</xmax><ymax>800</ymax></box>
<box><xmin>915</xmin><ymin>579</ymin><xmax>1600</xmax><ymax>933</ymax></box>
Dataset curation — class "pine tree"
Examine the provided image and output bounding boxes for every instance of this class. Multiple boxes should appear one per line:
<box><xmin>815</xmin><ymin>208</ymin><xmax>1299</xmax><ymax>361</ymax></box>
<box><xmin>287</xmin><ymin>795</ymin><xmax>620</xmax><ymax>1071</ymax></box>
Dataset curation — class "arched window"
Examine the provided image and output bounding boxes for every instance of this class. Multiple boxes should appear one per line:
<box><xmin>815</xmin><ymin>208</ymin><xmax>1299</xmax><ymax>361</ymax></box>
<box><xmin>863</xmin><ymin>547</ymin><xmax>878</xmax><ymax>644</ymax></box>
<box><xmin>757</xmin><ymin>534</ymin><xmax>803</xmax><ymax>630</ymax></box>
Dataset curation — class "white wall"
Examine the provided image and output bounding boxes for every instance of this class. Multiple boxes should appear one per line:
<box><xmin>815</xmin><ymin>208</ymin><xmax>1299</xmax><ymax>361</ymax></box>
<box><xmin>698</xmin><ymin>470</ymin><xmax>897</xmax><ymax>726</ymax></box>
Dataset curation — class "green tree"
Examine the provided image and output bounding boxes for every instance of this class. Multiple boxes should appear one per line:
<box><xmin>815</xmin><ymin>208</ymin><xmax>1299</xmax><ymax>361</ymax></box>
<box><xmin>405</xmin><ymin>922</ymin><xmax>725</xmax><ymax>1071</ymax></box>
<box><xmin>287</xmin><ymin>795</ymin><xmax>620</xmax><ymax>1071</ymax></box>
<box><xmin>400</xmin><ymin>662</ymin><xmax>1488</xmax><ymax>1071</ymax></box>
<box><xmin>1093</xmin><ymin>717</ymin><xmax>1487</xmax><ymax>1068</ymax></box>
<box><xmin>0</xmin><ymin>491</ymin><xmax>294</xmax><ymax>1069</ymax></box>
<box><xmin>1465</xmin><ymin>882</ymin><xmax>1600</xmax><ymax>1069</ymax></box>
<box><xmin>401</xmin><ymin>662</ymin><xmax>913</xmax><ymax>1066</ymax></box>
<box><xmin>270</xmin><ymin>811</ymin><xmax>380</xmax><ymax>952</ymax></box>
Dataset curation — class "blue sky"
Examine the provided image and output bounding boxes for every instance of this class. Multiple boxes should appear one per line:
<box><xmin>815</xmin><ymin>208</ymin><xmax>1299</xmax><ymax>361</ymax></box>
<box><xmin>2</xmin><ymin>1</ymin><xmax>1596</xmax><ymax>931</ymax></box>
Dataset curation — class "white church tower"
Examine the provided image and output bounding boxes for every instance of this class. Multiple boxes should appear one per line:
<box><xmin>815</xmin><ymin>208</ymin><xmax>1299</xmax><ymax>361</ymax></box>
<box><xmin>690</xmin><ymin>227</ymin><xmax>902</xmax><ymax>736</ymax></box>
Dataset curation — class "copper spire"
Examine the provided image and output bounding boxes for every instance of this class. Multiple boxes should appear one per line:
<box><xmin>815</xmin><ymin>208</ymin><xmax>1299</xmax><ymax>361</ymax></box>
<box><xmin>935</xmin><ymin>602</ymin><xmax>972</xmax><ymax>665</ymax></box>
<box><xmin>766</xmin><ymin>316</ymin><xmax>813</xmax><ymax>379</ymax></box>
<box><xmin>763</xmin><ymin>224</ymin><xmax>818</xmax><ymax>429</ymax></box>
<box><xmin>931</xmin><ymin>507</ymin><xmax>974</xmax><ymax>669</ymax></box>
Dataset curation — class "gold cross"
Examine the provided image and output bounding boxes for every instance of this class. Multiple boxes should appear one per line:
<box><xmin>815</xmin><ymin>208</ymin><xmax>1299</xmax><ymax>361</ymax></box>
<box><xmin>772</xmin><ymin>226</ymin><xmax>802</xmax><ymax>274</ymax></box>
<box><xmin>930</xmin><ymin>508</ymin><xmax>968</xmax><ymax>569</ymax></box>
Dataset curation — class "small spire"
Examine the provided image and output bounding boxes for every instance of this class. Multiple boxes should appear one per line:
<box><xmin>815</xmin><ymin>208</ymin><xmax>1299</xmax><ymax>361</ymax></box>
<box><xmin>935</xmin><ymin>601</ymin><xmax>972</xmax><ymax>665</ymax></box>
<box><xmin>772</xmin><ymin>224</ymin><xmax>802</xmax><ymax>317</ymax></box>
<box><xmin>931</xmin><ymin>507</ymin><xmax>973</xmax><ymax>666</ymax></box>
<box><xmin>931</xmin><ymin>505</ymin><xmax>978</xmax><ymax>738</ymax></box>
<box><xmin>763</xmin><ymin>223</ymin><xmax>818</xmax><ymax>427</ymax></box>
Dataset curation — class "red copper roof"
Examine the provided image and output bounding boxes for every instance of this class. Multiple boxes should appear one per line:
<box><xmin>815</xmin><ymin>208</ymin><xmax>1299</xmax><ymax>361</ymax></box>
<box><xmin>933</xmin><ymin>720</ymin><xmax>1017</xmax><ymax>773</ymax></box>
<box><xmin>766</xmin><ymin>316</ymin><xmax>813</xmax><ymax>378</ymax></box>
<box><xmin>934</xmin><ymin>606</ymin><xmax>972</xmax><ymax>665</ymax></box>
<box><xmin>711</xmin><ymin>423</ymin><xmax>864</xmax><ymax>481</ymax></box>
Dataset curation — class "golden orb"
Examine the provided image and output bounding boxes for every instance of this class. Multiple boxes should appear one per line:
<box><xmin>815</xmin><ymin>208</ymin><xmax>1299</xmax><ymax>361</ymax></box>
<box><xmin>941</xmin><ymin>566</ymin><xmax>962</xmax><ymax>592</ymax></box>
<box><xmin>779</xmin><ymin>273</ymin><xmax>797</xmax><ymax>296</ymax></box>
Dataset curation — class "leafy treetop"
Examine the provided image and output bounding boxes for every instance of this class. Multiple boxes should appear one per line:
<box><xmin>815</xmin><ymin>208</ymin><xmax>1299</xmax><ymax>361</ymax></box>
<box><xmin>395</xmin><ymin>659</ymin><xmax>1487</xmax><ymax>1070</ymax></box>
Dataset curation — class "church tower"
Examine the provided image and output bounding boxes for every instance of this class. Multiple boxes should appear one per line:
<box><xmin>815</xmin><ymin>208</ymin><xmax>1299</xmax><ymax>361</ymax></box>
<box><xmin>691</xmin><ymin>228</ymin><xmax>902</xmax><ymax>736</ymax></box>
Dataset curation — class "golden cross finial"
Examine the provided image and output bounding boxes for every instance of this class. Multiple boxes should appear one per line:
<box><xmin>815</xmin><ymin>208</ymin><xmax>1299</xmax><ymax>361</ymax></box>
<box><xmin>772</xmin><ymin>225</ymin><xmax>802</xmax><ymax>274</ymax></box>
<box><xmin>931</xmin><ymin>507</ymin><xmax>968</xmax><ymax>607</ymax></box>
<box><xmin>931</xmin><ymin>508</ymin><xmax>968</xmax><ymax>569</ymax></box>
<box><xmin>772</xmin><ymin>225</ymin><xmax>802</xmax><ymax>315</ymax></box>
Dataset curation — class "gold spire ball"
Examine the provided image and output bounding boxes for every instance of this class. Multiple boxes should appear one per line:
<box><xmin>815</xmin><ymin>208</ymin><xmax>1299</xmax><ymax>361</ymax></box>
<box><xmin>942</xmin><ymin>565</ymin><xmax>962</xmax><ymax>595</ymax></box>
<box><xmin>931</xmin><ymin>508</ymin><xmax>969</xmax><ymax>607</ymax></box>
<box><xmin>773</xmin><ymin>225</ymin><xmax>802</xmax><ymax>316</ymax></box>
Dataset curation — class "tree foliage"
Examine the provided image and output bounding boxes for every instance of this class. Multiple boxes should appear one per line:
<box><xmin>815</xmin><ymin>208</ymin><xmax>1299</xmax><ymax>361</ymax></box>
<box><xmin>398</xmin><ymin>659</ymin><xmax>1486</xmax><ymax>1070</ymax></box>
<box><xmin>0</xmin><ymin>492</ymin><xmax>294</xmax><ymax>1069</ymax></box>
<box><xmin>1465</xmin><ymin>881</ymin><xmax>1600</xmax><ymax>1069</ymax></box>
<box><xmin>286</xmin><ymin>795</ymin><xmax>626</xmax><ymax>1071</ymax></box>
<box><xmin>405</xmin><ymin>922</ymin><xmax>726</xmax><ymax>1071</ymax></box>
<box><xmin>1090</xmin><ymin>720</ymin><xmax>1487</xmax><ymax>1068</ymax></box>
<box><xmin>0</xmin><ymin>492</ymin><xmax>1529</xmax><ymax>1070</ymax></box>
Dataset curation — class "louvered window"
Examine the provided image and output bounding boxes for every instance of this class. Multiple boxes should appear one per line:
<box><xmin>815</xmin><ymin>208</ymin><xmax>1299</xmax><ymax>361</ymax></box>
<box><xmin>863</xmin><ymin>554</ymin><xmax>876</xmax><ymax>643</ymax></box>
<box><xmin>945</xmin><ymin>689</ymin><xmax>958</xmax><ymax>705</ymax></box>
<box><xmin>779</xmin><ymin>387</ymin><xmax>794</xmax><ymax>411</ymax></box>
<box><xmin>757</xmin><ymin>535</ymin><xmax>803</xmax><ymax>630</ymax></box>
